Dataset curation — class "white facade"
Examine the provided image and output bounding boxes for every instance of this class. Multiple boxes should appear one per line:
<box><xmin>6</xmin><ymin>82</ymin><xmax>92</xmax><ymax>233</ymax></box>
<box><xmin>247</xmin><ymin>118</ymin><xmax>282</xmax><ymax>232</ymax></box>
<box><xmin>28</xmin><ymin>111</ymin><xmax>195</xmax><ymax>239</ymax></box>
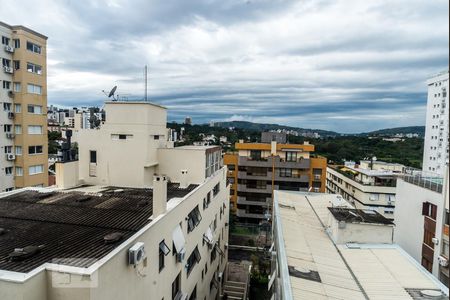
<box><xmin>0</xmin><ymin>100</ymin><xmax>230</xmax><ymax>300</ymax></box>
<box><xmin>423</xmin><ymin>70</ymin><xmax>449</xmax><ymax>176</ymax></box>
<box><xmin>0</xmin><ymin>23</ymin><xmax>15</xmax><ymax>192</ymax></box>
<box><xmin>326</xmin><ymin>165</ymin><xmax>397</xmax><ymax>219</ymax></box>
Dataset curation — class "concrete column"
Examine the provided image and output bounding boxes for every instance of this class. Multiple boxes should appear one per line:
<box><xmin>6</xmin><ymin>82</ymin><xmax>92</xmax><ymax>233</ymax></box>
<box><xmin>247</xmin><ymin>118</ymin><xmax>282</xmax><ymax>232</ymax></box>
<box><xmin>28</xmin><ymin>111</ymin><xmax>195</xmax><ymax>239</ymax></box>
<box><xmin>153</xmin><ymin>175</ymin><xmax>167</xmax><ymax>217</ymax></box>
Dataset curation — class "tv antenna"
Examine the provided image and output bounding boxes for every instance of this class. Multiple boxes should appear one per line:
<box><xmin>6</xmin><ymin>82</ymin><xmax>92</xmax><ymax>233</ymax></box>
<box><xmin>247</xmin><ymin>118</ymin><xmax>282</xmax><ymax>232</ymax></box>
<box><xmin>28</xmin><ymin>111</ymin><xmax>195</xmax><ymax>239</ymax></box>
<box><xmin>102</xmin><ymin>86</ymin><xmax>118</xmax><ymax>101</ymax></box>
<box><xmin>144</xmin><ymin>65</ymin><xmax>148</xmax><ymax>101</ymax></box>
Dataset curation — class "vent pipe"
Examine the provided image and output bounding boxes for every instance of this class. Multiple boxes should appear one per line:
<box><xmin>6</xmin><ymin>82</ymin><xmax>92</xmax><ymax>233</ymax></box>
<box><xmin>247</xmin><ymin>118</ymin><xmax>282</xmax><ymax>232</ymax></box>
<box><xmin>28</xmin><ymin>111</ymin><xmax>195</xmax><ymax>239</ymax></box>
<box><xmin>153</xmin><ymin>175</ymin><xmax>167</xmax><ymax>217</ymax></box>
<box><xmin>180</xmin><ymin>170</ymin><xmax>189</xmax><ymax>189</ymax></box>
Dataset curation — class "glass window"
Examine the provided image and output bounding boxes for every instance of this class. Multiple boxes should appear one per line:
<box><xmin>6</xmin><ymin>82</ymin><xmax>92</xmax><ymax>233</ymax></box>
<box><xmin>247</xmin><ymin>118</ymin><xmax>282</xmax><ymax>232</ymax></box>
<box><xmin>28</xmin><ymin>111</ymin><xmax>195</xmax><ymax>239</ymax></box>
<box><xmin>2</xmin><ymin>36</ymin><xmax>10</xmax><ymax>45</ymax></box>
<box><xmin>286</xmin><ymin>151</ymin><xmax>297</xmax><ymax>162</ymax></box>
<box><xmin>3</xmin><ymin>81</ymin><xmax>11</xmax><ymax>89</ymax></box>
<box><xmin>13</xmin><ymin>82</ymin><xmax>21</xmax><ymax>92</ymax></box>
<box><xmin>27</xmin><ymin>105</ymin><xmax>42</xmax><ymax>114</ymax></box>
<box><xmin>26</xmin><ymin>62</ymin><xmax>42</xmax><ymax>75</ymax></box>
<box><xmin>171</xmin><ymin>272</ymin><xmax>181</xmax><ymax>300</ymax></box>
<box><xmin>29</xmin><ymin>165</ymin><xmax>44</xmax><ymax>175</ymax></box>
<box><xmin>28</xmin><ymin>145</ymin><xmax>43</xmax><ymax>155</ymax></box>
<box><xmin>14</xmin><ymin>125</ymin><xmax>22</xmax><ymax>134</ymax></box>
<box><xmin>15</xmin><ymin>167</ymin><xmax>23</xmax><ymax>176</ymax></box>
<box><xmin>28</xmin><ymin>125</ymin><xmax>43</xmax><ymax>134</ymax></box>
<box><xmin>27</xmin><ymin>84</ymin><xmax>42</xmax><ymax>94</ymax></box>
<box><xmin>14</xmin><ymin>104</ymin><xmax>21</xmax><ymax>113</ymax></box>
<box><xmin>5</xmin><ymin>167</ymin><xmax>13</xmax><ymax>175</ymax></box>
<box><xmin>159</xmin><ymin>240</ymin><xmax>170</xmax><ymax>272</ymax></box>
<box><xmin>26</xmin><ymin>41</ymin><xmax>41</xmax><ymax>54</ymax></box>
<box><xmin>90</xmin><ymin>150</ymin><xmax>97</xmax><ymax>163</ymax></box>
<box><xmin>13</xmin><ymin>39</ymin><xmax>20</xmax><ymax>48</ymax></box>
<box><xmin>13</xmin><ymin>60</ymin><xmax>20</xmax><ymax>70</ymax></box>
<box><xmin>15</xmin><ymin>146</ymin><xmax>22</xmax><ymax>155</ymax></box>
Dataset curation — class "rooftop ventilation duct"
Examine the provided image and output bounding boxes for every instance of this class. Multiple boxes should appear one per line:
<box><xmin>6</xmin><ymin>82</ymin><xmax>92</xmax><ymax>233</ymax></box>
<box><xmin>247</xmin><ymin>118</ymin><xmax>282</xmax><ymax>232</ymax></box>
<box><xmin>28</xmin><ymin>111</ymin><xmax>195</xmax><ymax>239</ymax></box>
<box><xmin>180</xmin><ymin>170</ymin><xmax>189</xmax><ymax>189</ymax></box>
<box><xmin>153</xmin><ymin>175</ymin><xmax>167</xmax><ymax>217</ymax></box>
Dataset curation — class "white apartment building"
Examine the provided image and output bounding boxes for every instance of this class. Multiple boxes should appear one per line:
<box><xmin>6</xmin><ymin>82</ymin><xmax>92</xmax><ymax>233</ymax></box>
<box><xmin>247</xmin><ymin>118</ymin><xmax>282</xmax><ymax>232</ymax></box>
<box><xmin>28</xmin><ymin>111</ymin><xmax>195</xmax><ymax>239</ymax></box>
<box><xmin>0</xmin><ymin>23</ymin><xmax>15</xmax><ymax>192</ymax></box>
<box><xmin>270</xmin><ymin>190</ymin><xmax>448</xmax><ymax>299</ymax></box>
<box><xmin>394</xmin><ymin>169</ymin><xmax>449</xmax><ymax>287</ymax></box>
<box><xmin>0</xmin><ymin>101</ymin><xmax>232</xmax><ymax>300</ymax></box>
<box><xmin>423</xmin><ymin>70</ymin><xmax>449</xmax><ymax>176</ymax></box>
<box><xmin>326</xmin><ymin>161</ymin><xmax>399</xmax><ymax>219</ymax></box>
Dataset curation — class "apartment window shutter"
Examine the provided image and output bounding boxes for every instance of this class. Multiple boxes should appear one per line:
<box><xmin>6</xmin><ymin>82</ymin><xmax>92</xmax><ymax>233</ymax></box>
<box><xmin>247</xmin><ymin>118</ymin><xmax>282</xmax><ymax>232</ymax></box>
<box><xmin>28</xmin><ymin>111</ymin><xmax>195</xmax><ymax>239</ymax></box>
<box><xmin>422</xmin><ymin>202</ymin><xmax>429</xmax><ymax>216</ymax></box>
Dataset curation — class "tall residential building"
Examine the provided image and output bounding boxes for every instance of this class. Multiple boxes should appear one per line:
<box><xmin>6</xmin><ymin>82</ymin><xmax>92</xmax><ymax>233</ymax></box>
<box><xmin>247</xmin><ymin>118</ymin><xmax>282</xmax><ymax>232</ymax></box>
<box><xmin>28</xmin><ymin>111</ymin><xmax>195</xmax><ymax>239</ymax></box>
<box><xmin>423</xmin><ymin>70</ymin><xmax>449</xmax><ymax>176</ymax></box>
<box><xmin>0</xmin><ymin>100</ymin><xmax>231</xmax><ymax>300</ymax></box>
<box><xmin>270</xmin><ymin>190</ymin><xmax>448</xmax><ymax>299</ymax></box>
<box><xmin>326</xmin><ymin>161</ymin><xmax>402</xmax><ymax>220</ymax></box>
<box><xmin>224</xmin><ymin>132</ymin><xmax>327</xmax><ymax>223</ymax></box>
<box><xmin>0</xmin><ymin>21</ymin><xmax>48</xmax><ymax>192</ymax></box>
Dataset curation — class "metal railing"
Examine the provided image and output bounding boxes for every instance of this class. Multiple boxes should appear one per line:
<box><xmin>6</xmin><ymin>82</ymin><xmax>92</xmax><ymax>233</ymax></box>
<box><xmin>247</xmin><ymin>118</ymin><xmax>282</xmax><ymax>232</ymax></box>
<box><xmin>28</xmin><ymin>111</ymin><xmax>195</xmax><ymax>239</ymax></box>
<box><xmin>398</xmin><ymin>170</ymin><xmax>443</xmax><ymax>193</ymax></box>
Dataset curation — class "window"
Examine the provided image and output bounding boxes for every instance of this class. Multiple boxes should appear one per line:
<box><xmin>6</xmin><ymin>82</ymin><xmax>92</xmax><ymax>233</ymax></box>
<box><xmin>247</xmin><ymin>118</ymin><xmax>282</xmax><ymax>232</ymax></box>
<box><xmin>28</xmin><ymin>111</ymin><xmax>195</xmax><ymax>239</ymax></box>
<box><xmin>29</xmin><ymin>164</ymin><xmax>44</xmax><ymax>175</ymax></box>
<box><xmin>4</xmin><ymin>146</ymin><xmax>12</xmax><ymax>154</ymax></box>
<box><xmin>3</xmin><ymin>81</ymin><xmax>11</xmax><ymax>89</ymax></box>
<box><xmin>14</xmin><ymin>125</ymin><xmax>22</xmax><ymax>134</ymax></box>
<box><xmin>171</xmin><ymin>272</ymin><xmax>182</xmax><ymax>300</ymax></box>
<box><xmin>28</xmin><ymin>125</ymin><xmax>43</xmax><ymax>134</ymax></box>
<box><xmin>13</xmin><ymin>60</ymin><xmax>20</xmax><ymax>70</ymax></box>
<box><xmin>15</xmin><ymin>167</ymin><xmax>23</xmax><ymax>176</ymax></box>
<box><xmin>369</xmin><ymin>194</ymin><xmax>379</xmax><ymax>201</ymax></box>
<box><xmin>27</xmin><ymin>62</ymin><xmax>42</xmax><ymax>75</ymax></box>
<box><xmin>159</xmin><ymin>240</ymin><xmax>170</xmax><ymax>272</ymax></box>
<box><xmin>15</xmin><ymin>146</ymin><xmax>22</xmax><ymax>156</ymax></box>
<box><xmin>154</xmin><ymin>135</ymin><xmax>160</xmax><ymax>140</ymax></box>
<box><xmin>90</xmin><ymin>150</ymin><xmax>97</xmax><ymax>163</ymax></box>
<box><xmin>279</xmin><ymin>168</ymin><xmax>292</xmax><ymax>177</ymax></box>
<box><xmin>13</xmin><ymin>82</ymin><xmax>21</xmax><ymax>92</ymax></box>
<box><xmin>26</xmin><ymin>41</ymin><xmax>41</xmax><ymax>54</ymax></box>
<box><xmin>13</xmin><ymin>39</ymin><xmax>20</xmax><ymax>48</ymax></box>
<box><xmin>186</xmin><ymin>246</ymin><xmax>201</xmax><ymax>276</ymax></box>
<box><xmin>28</xmin><ymin>104</ymin><xmax>42</xmax><ymax>114</ymax></box>
<box><xmin>188</xmin><ymin>286</ymin><xmax>197</xmax><ymax>300</ymax></box>
<box><xmin>250</xmin><ymin>150</ymin><xmax>262</xmax><ymax>160</ymax></box>
<box><xmin>187</xmin><ymin>206</ymin><xmax>202</xmax><ymax>233</ymax></box>
<box><xmin>28</xmin><ymin>145</ymin><xmax>43</xmax><ymax>155</ymax></box>
<box><xmin>2</xmin><ymin>58</ymin><xmax>11</xmax><ymax>67</ymax></box>
<box><xmin>111</xmin><ymin>134</ymin><xmax>133</xmax><ymax>140</ymax></box>
<box><xmin>213</xmin><ymin>183</ymin><xmax>220</xmax><ymax>197</ymax></box>
<box><xmin>5</xmin><ymin>167</ymin><xmax>13</xmax><ymax>175</ymax></box>
<box><xmin>3</xmin><ymin>103</ymin><xmax>11</xmax><ymax>111</ymax></box>
<box><xmin>27</xmin><ymin>84</ymin><xmax>42</xmax><ymax>94</ymax></box>
<box><xmin>228</xmin><ymin>164</ymin><xmax>235</xmax><ymax>171</ymax></box>
<box><xmin>2</xmin><ymin>36</ymin><xmax>10</xmax><ymax>45</ymax></box>
<box><xmin>14</xmin><ymin>104</ymin><xmax>21</xmax><ymax>113</ymax></box>
<box><xmin>4</xmin><ymin>124</ymin><xmax>12</xmax><ymax>132</ymax></box>
<box><xmin>286</xmin><ymin>151</ymin><xmax>297</xmax><ymax>162</ymax></box>
<box><xmin>422</xmin><ymin>202</ymin><xmax>437</xmax><ymax>220</ymax></box>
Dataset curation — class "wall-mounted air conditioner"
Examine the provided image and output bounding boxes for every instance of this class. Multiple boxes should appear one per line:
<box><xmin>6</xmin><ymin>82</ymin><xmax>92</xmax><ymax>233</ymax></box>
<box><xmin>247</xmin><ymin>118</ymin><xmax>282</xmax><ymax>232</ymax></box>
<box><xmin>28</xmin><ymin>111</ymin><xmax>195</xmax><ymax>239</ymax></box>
<box><xmin>6</xmin><ymin>154</ymin><xmax>15</xmax><ymax>161</ymax></box>
<box><xmin>438</xmin><ymin>255</ymin><xmax>448</xmax><ymax>267</ymax></box>
<box><xmin>4</xmin><ymin>45</ymin><xmax>14</xmax><ymax>53</ymax></box>
<box><xmin>128</xmin><ymin>242</ymin><xmax>146</xmax><ymax>266</ymax></box>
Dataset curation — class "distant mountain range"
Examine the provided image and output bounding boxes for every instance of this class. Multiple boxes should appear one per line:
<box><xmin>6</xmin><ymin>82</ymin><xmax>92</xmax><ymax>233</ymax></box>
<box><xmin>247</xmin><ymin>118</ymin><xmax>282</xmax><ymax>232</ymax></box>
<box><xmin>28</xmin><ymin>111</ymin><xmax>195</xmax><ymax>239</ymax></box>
<box><xmin>214</xmin><ymin>121</ymin><xmax>339</xmax><ymax>136</ymax></box>
<box><xmin>214</xmin><ymin>121</ymin><xmax>425</xmax><ymax>137</ymax></box>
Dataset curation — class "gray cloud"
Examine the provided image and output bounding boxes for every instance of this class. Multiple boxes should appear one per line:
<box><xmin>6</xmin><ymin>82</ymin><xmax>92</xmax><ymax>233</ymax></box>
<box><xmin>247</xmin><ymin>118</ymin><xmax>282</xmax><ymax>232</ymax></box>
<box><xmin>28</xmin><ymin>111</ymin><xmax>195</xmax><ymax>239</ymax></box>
<box><xmin>0</xmin><ymin>0</ymin><xmax>448</xmax><ymax>133</ymax></box>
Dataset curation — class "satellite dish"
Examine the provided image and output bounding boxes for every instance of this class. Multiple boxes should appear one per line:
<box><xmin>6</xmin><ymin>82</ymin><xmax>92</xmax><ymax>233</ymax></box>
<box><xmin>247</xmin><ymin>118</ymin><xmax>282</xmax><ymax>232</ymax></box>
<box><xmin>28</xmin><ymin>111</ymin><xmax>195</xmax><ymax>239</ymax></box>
<box><xmin>108</xmin><ymin>86</ymin><xmax>117</xmax><ymax>98</ymax></box>
<box><xmin>102</xmin><ymin>86</ymin><xmax>118</xmax><ymax>101</ymax></box>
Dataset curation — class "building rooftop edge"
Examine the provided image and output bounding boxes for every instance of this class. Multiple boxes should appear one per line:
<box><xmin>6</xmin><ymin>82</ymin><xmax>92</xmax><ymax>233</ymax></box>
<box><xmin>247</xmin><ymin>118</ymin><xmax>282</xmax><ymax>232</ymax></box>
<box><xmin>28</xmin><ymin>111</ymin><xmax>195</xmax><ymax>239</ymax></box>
<box><xmin>0</xmin><ymin>21</ymin><xmax>48</xmax><ymax>40</ymax></box>
<box><xmin>104</xmin><ymin>100</ymin><xmax>166</xmax><ymax>110</ymax></box>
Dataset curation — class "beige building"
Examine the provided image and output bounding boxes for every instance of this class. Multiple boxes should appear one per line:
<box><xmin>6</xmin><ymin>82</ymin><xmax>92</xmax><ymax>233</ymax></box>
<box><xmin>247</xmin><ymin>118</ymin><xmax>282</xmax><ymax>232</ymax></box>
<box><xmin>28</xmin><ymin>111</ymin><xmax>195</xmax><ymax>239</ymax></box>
<box><xmin>0</xmin><ymin>21</ymin><xmax>48</xmax><ymax>192</ymax></box>
<box><xmin>270</xmin><ymin>190</ymin><xmax>449</xmax><ymax>299</ymax></box>
<box><xmin>326</xmin><ymin>161</ymin><xmax>400</xmax><ymax>219</ymax></box>
<box><xmin>0</xmin><ymin>101</ymin><xmax>231</xmax><ymax>300</ymax></box>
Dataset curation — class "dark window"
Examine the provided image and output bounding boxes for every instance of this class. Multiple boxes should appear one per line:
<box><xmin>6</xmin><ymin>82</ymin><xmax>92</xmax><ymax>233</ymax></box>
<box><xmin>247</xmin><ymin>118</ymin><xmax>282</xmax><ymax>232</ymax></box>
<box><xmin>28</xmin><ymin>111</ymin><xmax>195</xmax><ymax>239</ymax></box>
<box><xmin>28</xmin><ymin>145</ymin><xmax>43</xmax><ymax>154</ymax></box>
<box><xmin>159</xmin><ymin>240</ymin><xmax>170</xmax><ymax>272</ymax></box>
<box><xmin>26</xmin><ymin>41</ymin><xmax>41</xmax><ymax>54</ymax></box>
<box><xmin>90</xmin><ymin>150</ymin><xmax>97</xmax><ymax>163</ymax></box>
<box><xmin>227</xmin><ymin>164</ymin><xmax>235</xmax><ymax>171</ymax></box>
<box><xmin>186</xmin><ymin>246</ymin><xmax>201</xmax><ymax>276</ymax></box>
<box><xmin>286</xmin><ymin>151</ymin><xmax>297</xmax><ymax>162</ymax></box>
<box><xmin>13</xmin><ymin>39</ymin><xmax>20</xmax><ymax>48</ymax></box>
<box><xmin>213</xmin><ymin>183</ymin><xmax>220</xmax><ymax>196</ymax></box>
<box><xmin>171</xmin><ymin>272</ymin><xmax>181</xmax><ymax>300</ymax></box>
<box><xmin>13</xmin><ymin>60</ymin><xmax>20</xmax><ymax>70</ymax></box>
<box><xmin>187</xmin><ymin>206</ymin><xmax>202</xmax><ymax>233</ymax></box>
<box><xmin>422</xmin><ymin>202</ymin><xmax>437</xmax><ymax>220</ymax></box>
<box><xmin>154</xmin><ymin>135</ymin><xmax>160</xmax><ymax>140</ymax></box>
<box><xmin>1</xmin><ymin>36</ymin><xmax>10</xmax><ymax>45</ymax></box>
<box><xmin>119</xmin><ymin>134</ymin><xmax>127</xmax><ymax>140</ymax></box>
<box><xmin>188</xmin><ymin>286</ymin><xmax>197</xmax><ymax>300</ymax></box>
<box><xmin>250</xmin><ymin>150</ymin><xmax>262</xmax><ymax>160</ymax></box>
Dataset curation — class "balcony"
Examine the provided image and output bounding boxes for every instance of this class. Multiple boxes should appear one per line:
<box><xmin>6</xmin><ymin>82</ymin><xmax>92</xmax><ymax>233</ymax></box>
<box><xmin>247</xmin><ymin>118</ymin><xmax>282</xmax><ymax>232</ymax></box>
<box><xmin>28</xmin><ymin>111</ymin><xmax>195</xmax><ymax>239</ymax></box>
<box><xmin>274</xmin><ymin>174</ymin><xmax>309</xmax><ymax>182</ymax></box>
<box><xmin>398</xmin><ymin>171</ymin><xmax>443</xmax><ymax>193</ymax></box>
<box><xmin>236</xmin><ymin>209</ymin><xmax>266</xmax><ymax>219</ymax></box>
<box><xmin>237</xmin><ymin>196</ymin><xmax>271</xmax><ymax>206</ymax></box>
<box><xmin>237</xmin><ymin>171</ymin><xmax>271</xmax><ymax>180</ymax></box>
<box><xmin>237</xmin><ymin>184</ymin><xmax>274</xmax><ymax>194</ymax></box>
<box><xmin>238</xmin><ymin>156</ymin><xmax>310</xmax><ymax>169</ymax></box>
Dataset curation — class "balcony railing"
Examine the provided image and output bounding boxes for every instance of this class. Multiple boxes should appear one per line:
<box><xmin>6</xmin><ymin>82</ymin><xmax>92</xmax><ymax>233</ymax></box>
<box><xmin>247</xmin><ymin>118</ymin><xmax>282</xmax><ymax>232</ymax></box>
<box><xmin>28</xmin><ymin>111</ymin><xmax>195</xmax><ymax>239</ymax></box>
<box><xmin>398</xmin><ymin>171</ymin><xmax>443</xmax><ymax>193</ymax></box>
<box><xmin>236</xmin><ymin>209</ymin><xmax>266</xmax><ymax>219</ymax></box>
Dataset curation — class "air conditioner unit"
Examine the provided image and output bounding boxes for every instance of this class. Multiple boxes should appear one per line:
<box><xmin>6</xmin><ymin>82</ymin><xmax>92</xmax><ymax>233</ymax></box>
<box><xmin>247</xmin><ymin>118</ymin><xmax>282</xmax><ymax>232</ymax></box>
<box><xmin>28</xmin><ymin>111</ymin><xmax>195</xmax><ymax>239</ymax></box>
<box><xmin>3</xmin><ymin>66</ymin><xmax>13</xmax><ymax>74</ymax></box>
<box><xmin>176</xmin><ymin>250</ymin><xmax>186</xmax><ymax>263</ymax></box>
<box><xmin>6</xmin><ymin>133</ymin><xmax>15</xmax><ymax>139</ymax></box>
<box><xmin>8</xmin><ymin>91</ymin><xmax>14</xmax><ymax>98</ymax></box>
<box><xmin>6</xmin><ymin>154</ymin><xmax>15</xmax><ymax>161</ymax></box>
<box><xmin>128</xmin><ymin>242</ymin><xmax>146</xmax><ymax>266</ymax></box>
<box><xmin>431</xmin><ymin>237</ymin><xmax>439</xmax><ymax>245</ymax></box>
<box><xmin>4</xmin><ymin>45</ymin><xmax>14</xmax><ymax>53</ymax></box>
<box><xmin>7</xmin><ymin>112</ymin><xmax>14</xmax><ymax>119</ymax></box>
<box><xmin>438</xmin><ymin>255</ymin><xmax>449</xmax><ymax>267</ymax></box>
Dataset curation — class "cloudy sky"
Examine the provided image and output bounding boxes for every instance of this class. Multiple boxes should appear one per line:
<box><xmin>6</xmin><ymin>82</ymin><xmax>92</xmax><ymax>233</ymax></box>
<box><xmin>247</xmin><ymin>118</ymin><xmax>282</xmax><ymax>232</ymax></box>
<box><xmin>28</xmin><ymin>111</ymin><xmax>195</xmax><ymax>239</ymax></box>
<box><xmin>1</xmin><ymin>0</ymin><xmax>448</xmax><ymax>133</ymax></box>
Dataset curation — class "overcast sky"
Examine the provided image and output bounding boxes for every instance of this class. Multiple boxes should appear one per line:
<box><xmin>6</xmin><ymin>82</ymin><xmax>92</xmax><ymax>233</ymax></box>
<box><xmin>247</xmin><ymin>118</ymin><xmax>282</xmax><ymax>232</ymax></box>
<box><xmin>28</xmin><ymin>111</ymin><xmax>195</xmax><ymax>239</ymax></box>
<box><xmin>1</xmin><ymin>0</ymin><xmax>448</xmax><ymax>133</ymax></box>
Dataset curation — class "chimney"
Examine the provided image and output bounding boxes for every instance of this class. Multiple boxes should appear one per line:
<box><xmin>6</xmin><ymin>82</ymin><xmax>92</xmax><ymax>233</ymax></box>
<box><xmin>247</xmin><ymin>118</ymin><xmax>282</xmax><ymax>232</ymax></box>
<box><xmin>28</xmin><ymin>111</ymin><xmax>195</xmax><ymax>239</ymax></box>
<box><xmin>271</xmin><ymin>141</ymin><xmax>277</xmax><ymax>156</ymax></box>
<box><xmin>152</xmin><ymin>175</ymin><xmax>167</xmax><ymax>217</ymax></box>
<box><xmin>180</xmin><ymin>170</ymin><xmax>189</xmax><ymax>189</ymax></box>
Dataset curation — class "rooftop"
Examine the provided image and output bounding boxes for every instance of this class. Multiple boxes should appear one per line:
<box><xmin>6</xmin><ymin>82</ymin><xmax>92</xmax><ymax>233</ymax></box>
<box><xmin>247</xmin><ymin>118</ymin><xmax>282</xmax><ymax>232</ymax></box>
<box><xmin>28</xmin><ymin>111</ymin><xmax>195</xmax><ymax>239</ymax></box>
<box><xmin>328</xmin><ymin>207</ymin><xmax>394</xmax><ymax>225</ymax></box>
<box><xmin>0</xmin><ymin>184</ymin><xmax>197</xmax><ymax>273</ymax></box>
<box><xmin>273</xmin><ymin>191</ymin><xmax>448</xmax><ymax>299</ymax></box>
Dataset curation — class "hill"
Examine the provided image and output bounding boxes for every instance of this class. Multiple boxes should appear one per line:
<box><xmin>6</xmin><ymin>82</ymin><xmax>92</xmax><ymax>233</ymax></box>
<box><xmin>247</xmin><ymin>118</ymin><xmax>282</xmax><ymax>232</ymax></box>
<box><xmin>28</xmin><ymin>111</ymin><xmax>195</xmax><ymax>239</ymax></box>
<box><xmin>214</xmin><ymin>121</ymin><xmax>339</xmax><ymax>137</ymax></box>
<box><xmin>363</xmin><ymin>126</ymin><xmax>425</xmax><ymax>137</ymax></box>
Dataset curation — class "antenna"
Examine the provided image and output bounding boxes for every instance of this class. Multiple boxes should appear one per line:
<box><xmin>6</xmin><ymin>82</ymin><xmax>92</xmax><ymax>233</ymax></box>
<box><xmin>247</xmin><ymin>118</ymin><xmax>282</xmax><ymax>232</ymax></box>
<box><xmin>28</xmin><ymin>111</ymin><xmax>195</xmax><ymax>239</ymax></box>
<box><xmin>144</xmin><ymin>65</ymin><xmax>148</xmax><ymax>101</ymax></box>
<box><xmin>102</xmin><ymin>86</ymin><xmax>118</xmax><ymax>101</ymax></box>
